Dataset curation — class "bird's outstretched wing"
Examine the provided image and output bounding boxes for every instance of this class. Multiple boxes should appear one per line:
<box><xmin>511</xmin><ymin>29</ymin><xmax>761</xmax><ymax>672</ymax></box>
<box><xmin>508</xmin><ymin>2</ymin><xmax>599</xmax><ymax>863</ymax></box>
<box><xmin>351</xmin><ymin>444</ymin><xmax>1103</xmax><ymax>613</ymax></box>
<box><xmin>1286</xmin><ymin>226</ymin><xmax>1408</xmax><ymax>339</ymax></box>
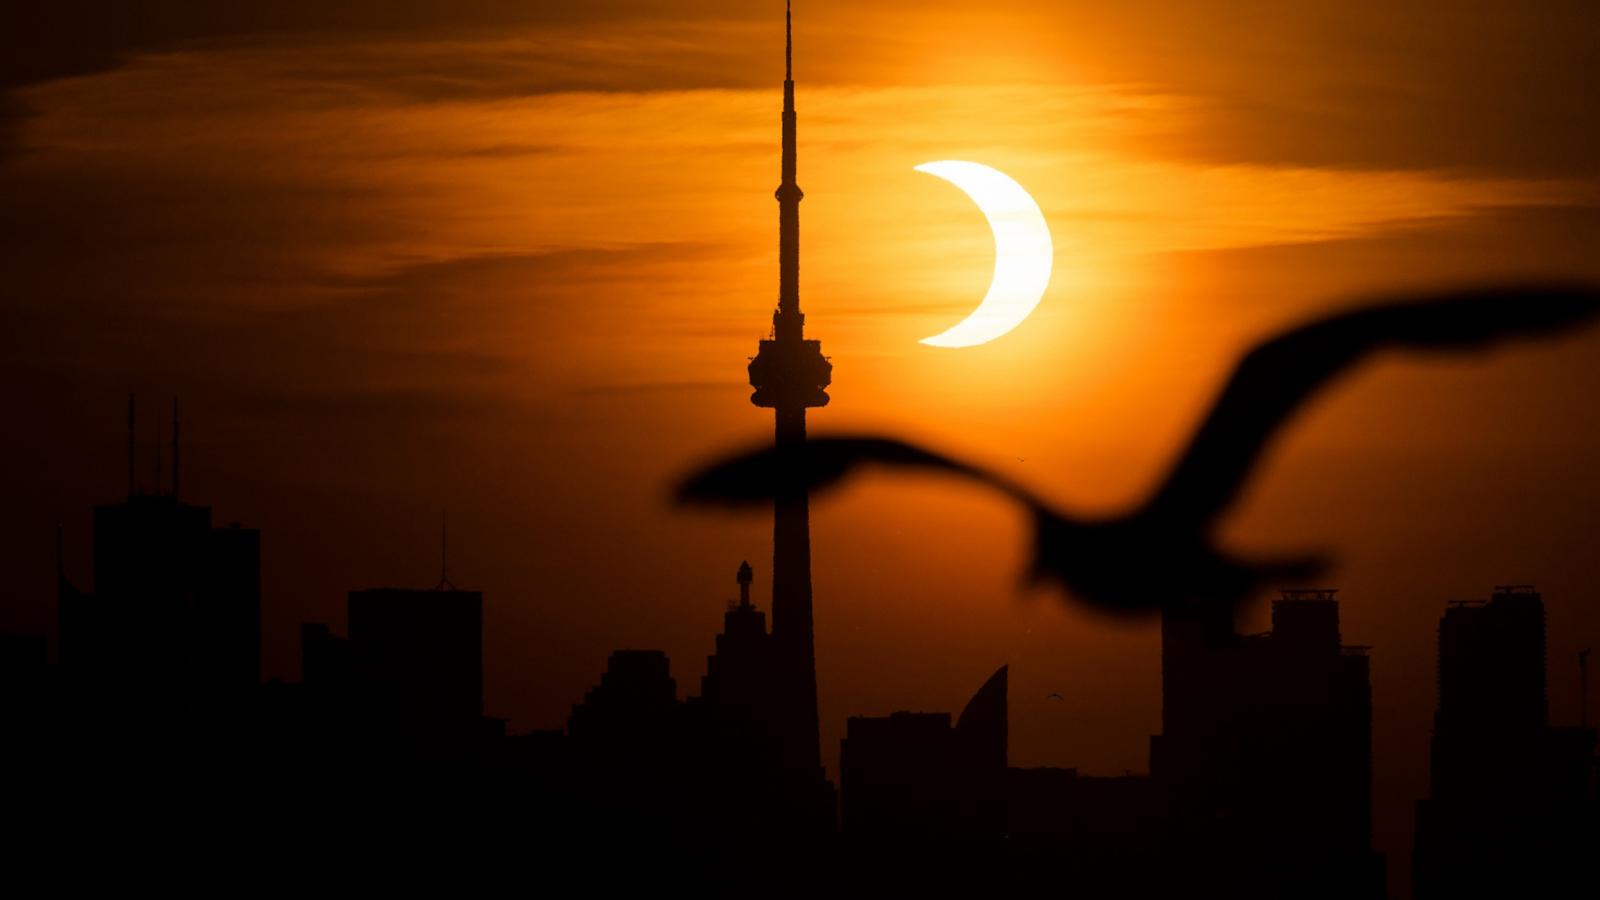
<box><xmin>1140</xmin><ymin>284</ymin><xmax>1600</xmax><ymax>531</ymax></box>
<box><xmin>676</xmin><ymin>435</ymin><xmax>1032</xmax><ymax>507</ymax></box>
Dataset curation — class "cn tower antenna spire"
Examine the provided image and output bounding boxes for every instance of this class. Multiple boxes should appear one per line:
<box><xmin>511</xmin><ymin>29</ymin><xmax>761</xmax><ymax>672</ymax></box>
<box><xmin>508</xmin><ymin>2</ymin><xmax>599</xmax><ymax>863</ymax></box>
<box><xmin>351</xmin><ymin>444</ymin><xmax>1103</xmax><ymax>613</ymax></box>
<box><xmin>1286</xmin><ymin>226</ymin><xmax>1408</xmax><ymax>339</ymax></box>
<box><xmin>775</xmin><ymin>0</ymin><xmax>803</xmax><ymax>338</ymax></box>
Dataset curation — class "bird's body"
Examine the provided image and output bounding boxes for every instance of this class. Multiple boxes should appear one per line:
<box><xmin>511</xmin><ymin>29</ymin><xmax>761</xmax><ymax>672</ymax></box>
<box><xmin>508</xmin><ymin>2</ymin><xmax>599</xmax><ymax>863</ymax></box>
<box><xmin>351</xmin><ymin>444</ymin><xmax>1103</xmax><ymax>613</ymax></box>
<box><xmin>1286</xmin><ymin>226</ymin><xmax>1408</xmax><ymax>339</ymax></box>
<box><xmin>1026</xmin><ymin>511</ymin><xmax>1320</xmax><ymax>616</ymax></box>
<box><xmin>679</xmin><ymin>284</ymin><xmax>1600</xmax><ymax>616</ymax></box>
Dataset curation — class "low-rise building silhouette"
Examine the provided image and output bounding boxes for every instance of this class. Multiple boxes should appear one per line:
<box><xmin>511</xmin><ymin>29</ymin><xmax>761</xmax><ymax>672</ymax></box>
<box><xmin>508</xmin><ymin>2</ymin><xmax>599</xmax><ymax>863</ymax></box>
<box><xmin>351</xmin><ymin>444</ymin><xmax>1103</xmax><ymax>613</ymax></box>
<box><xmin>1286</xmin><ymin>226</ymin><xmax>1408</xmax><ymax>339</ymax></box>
<box><xmin>349</xmin><ymin>585</ymin><xmax>483</xmax><ymax>729</ymax></box>
<box><xmin>568</xmin><ymin>649</ymin><xmax>678</xmax><ymax>752</ymax></box>
<box><xmin>300</xmin><ymin>621</ymin><xmax>351</xmax><ymax>690</ymax></box>
<box><xmin>840</xmin><ymin>666</ymin><xmax>1007</xmax><ymax>841</ymax></box>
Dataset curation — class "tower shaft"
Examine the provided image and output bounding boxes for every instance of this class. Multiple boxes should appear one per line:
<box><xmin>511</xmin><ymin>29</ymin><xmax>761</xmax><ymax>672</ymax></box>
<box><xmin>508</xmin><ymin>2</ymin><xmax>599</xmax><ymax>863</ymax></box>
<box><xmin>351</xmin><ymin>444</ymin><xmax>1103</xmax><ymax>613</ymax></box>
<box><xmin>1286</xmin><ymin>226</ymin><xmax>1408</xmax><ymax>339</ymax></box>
<box><xmin>771</xmin><ymin>407</ymin><xmax>819</xmax><ymax>774</ymax></box>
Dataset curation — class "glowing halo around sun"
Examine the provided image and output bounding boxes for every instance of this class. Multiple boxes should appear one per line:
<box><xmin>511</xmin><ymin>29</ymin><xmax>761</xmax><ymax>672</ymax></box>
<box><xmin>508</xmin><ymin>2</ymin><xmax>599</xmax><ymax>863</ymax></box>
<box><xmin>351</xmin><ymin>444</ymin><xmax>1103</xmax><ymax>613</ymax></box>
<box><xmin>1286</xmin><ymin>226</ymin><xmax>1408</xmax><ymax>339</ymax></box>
<box><xmin>915</xmin><ymin>161</ymin><xmax>1054</xmax><ymax>348</ymax></box>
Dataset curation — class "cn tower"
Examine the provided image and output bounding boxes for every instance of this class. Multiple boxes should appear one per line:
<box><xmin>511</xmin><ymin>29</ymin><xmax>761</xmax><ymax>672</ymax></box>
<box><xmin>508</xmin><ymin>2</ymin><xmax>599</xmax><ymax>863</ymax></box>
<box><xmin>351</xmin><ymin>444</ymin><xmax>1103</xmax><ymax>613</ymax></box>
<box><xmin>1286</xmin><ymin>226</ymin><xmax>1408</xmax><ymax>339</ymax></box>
<box><xmin>746</xmin><ymin>1</ymin><xmax>833</xmax><ymax>808</ymax></box>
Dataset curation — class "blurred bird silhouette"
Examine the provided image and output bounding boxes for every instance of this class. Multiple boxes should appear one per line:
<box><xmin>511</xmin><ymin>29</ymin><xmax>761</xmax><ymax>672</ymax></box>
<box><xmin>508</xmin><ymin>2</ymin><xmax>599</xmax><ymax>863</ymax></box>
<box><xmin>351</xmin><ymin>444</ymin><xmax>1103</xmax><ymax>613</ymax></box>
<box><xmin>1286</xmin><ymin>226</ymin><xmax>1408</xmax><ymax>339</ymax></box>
<box><xmin>678</xmin><ymin>284</ymin><xmax>1600</xmax><ymax>617</ymax></box>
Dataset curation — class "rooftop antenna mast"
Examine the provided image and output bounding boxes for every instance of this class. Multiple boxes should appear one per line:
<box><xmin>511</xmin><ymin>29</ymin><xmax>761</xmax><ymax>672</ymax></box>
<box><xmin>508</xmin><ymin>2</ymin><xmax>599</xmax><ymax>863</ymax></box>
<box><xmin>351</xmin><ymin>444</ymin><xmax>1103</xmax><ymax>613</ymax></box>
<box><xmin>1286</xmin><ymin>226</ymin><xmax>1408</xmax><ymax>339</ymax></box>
<box><xmin>153</xmin><ymin>407</ymin><xmax>163</xmax><ymax>496</ymax></box>
<box><xmin>1581</xmin><ymin>648</ymin><xmax>1591</xmax><ymax>729</ymax></box>
<box><xmin>127</xmin><ymin>394</ymin><xmax>136</xmax><ymax>497</ymax></box>
<box><xmin>171</xmin><ymin>397</ymin><xmax>180</xmax><ymax>500</ymax></box>
<box><xmin>435</xmin><ymin>509</ymin><xmax>456</xmax><ymax>591</ymax></box>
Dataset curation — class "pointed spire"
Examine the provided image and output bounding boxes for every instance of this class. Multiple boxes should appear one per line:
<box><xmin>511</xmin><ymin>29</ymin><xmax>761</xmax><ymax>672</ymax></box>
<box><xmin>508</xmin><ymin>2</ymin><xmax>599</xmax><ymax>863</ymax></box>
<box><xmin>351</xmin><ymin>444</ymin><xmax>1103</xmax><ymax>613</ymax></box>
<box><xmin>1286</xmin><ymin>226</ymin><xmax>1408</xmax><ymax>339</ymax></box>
<box><xmin>154</xmin><ymin>407</ymin><xmax>162</xmax><ymax>496</ymax></box>
<box><xmin>737</xmin><ymin>560</ymin><xmax>754</xmax><ymax>608</ymax></box>
<box><xmin>786</xmin><ymin>0</ymin><xmax>793</xmax><ymax>84</ymax></box>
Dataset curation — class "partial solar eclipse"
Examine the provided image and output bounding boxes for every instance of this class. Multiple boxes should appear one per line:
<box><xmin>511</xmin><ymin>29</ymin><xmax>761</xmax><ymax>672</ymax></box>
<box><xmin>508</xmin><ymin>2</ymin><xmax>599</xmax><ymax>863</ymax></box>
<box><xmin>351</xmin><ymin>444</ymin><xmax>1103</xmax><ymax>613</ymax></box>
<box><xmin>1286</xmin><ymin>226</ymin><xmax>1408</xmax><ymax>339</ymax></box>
<box><xmin>915</xmin><ymin>161</ymin><xmax>1053</xmax><ymax>348</ymax></box>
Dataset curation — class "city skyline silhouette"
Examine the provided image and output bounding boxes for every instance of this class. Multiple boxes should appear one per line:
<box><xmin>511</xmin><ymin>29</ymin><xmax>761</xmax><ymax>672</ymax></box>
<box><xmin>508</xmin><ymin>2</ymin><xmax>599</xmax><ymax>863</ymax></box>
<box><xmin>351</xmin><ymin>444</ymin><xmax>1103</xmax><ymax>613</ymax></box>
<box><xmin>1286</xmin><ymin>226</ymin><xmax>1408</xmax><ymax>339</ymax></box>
<box><xmin>2</xmin><ymin>3</ymin><xmax>1598</xmax><ymax>897</ymax></box>
<box><xmin>14</xmin><ymin>393</ymin><xmax>1594</xmax><ymax>895</ymax></box>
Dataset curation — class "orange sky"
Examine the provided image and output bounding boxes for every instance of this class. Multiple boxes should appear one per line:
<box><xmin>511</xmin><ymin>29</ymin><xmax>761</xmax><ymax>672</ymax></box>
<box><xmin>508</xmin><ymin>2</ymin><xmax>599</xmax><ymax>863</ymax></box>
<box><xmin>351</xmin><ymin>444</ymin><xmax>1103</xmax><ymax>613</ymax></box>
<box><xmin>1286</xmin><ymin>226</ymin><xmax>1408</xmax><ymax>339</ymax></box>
<box><xmin>2</xmin><ymin>4</ymin><xmax>1597</xmax><ymax>895</ymax></box>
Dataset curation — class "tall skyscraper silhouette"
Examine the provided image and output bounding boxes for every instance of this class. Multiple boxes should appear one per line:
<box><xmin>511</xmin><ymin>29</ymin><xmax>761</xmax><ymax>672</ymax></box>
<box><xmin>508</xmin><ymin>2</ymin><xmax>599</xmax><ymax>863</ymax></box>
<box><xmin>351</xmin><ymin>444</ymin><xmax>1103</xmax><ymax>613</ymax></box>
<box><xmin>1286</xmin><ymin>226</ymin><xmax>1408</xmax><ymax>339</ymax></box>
<box><xmin>746</xmin><ymin>2</ymin><xmax>833</xmax><ymax>825</ymax></box>
<box><xmin>1413</xmin><ymin>586</ymin><xmax>1597</xmax><ymax>899</ymax></box>
<box><xmin>58</xmin><ymin>397</ymin><xmax>260</xmax><ymax>721</ymax></box>
<box><xmin>1150</xmin><ymin>589</ymin><xmax>1384</xmax><ymax>899</ymax></box>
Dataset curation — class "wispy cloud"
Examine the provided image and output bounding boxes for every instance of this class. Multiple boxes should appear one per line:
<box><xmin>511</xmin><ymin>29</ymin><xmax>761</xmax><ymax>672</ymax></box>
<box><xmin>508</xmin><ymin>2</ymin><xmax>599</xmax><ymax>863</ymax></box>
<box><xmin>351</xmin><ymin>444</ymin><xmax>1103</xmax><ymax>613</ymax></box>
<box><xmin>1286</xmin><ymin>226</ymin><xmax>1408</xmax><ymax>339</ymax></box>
<box><xmin>4</xmin><ymin>30</ymin><xmax>1590</xmax><ymax>403</ymax></box>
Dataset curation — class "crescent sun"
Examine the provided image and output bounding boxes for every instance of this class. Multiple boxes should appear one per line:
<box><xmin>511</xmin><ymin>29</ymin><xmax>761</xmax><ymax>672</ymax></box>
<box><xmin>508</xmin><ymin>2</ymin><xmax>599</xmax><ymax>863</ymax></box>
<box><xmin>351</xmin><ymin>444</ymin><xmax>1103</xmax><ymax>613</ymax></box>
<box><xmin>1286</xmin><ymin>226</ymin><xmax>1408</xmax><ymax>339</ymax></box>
<box><xmin>915</xmin><ymin>161</ymin><xmax>1054</xmax><ymax>348</ymax></box>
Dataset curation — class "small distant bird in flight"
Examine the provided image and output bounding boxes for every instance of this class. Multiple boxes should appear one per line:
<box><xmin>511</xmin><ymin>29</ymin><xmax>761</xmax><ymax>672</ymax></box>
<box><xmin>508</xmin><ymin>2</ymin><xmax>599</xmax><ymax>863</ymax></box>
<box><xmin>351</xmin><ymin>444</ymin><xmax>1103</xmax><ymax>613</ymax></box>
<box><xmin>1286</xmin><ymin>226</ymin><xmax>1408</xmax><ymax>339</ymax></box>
<box><xmin>678</xmin><ymin>284</ymin><xmax>1599</xmax><ymax>617</ymax></box>
<box><xmin>1047</xmin><ymin>693</ymin><xmax>1065</xmax><ymax>701</ymax></box>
